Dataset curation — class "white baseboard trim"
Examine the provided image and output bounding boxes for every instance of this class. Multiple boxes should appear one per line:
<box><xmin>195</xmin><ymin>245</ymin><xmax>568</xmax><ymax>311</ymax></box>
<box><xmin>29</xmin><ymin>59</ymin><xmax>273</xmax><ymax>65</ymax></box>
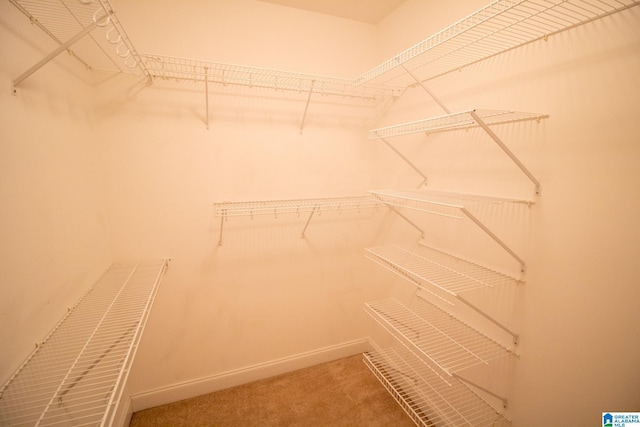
<box><xmin>130</xmin><ymin>338</ymin><xmax>372</xmax><ymax>413</ymax></box>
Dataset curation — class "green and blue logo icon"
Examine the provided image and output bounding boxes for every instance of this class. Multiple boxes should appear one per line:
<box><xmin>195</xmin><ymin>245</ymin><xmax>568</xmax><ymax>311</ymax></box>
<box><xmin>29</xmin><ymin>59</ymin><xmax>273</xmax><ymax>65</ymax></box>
<box><xmin>603</xmin><ymin>413</ymin><xmax>613</xmax><ymax>427</ymax></box>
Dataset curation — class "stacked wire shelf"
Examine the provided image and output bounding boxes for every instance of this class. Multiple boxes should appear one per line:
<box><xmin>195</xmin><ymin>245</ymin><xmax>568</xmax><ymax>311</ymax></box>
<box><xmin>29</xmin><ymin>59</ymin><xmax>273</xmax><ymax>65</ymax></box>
<box><xmin>365</xmin><ymin>244</ymin><xmax>519</xmax><ymax>298</ymax></box>
<box><xmin>356</xmin><ymin>0</ymin><xmax>640</xmax><ymax>86</ymax></box>
<box><xmin>365</xmin><ymin>295</ymin><xmax>513</xmax><ymax>376</ymax></box>
<box><xmin>0</xmin><ymin>260</ymin><xmax>168</xmax><ymax>427</ymax></box>
<box><xmin>363</xmin><ymin>346</ymin><xmax>507</xmax><ymax>427</ymax></box>
<box><xmin>368</xmin><ymin>109</ymin><xmax>547</xmax><ymax>139</ymax></box>
<box><xmin>364</xmin><ymin>191</ymin><xmax>524</xmax><ymax>426</ymax></box>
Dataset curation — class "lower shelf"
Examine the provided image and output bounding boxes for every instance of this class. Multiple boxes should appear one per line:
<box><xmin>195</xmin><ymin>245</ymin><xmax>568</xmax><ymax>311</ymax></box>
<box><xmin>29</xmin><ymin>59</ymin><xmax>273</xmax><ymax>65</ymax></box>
<box><xmin>0</xmin><ymin>260</ymin><xmax>168</xmax><ymax>427</ymax></box>
<box><xmin>364</xmin><ymin>346</ymin><xmax>507</xmax><ymax>427</ymax></box>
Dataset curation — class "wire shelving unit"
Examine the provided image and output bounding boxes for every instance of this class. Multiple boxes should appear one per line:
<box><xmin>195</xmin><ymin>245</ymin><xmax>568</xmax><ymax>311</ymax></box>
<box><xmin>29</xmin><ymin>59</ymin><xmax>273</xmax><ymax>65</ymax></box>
<box><xmin>356</xmin><ymin>0</ymin><xmax>640</xmax><ymax>87</ymax></box>
<box><xmin>0</xmin><ymin>260</ymin><xmax>169</xmax><ymax>427</ymax></box>
<box><xmin>364</xmin><ymin>345</ymin><xmax>508</xmax><ymax>427</ymax></box>
<box><xmin>365</xmin><ymin>295</ymin><xmax>513</xmax><ymax>377</ymax></box>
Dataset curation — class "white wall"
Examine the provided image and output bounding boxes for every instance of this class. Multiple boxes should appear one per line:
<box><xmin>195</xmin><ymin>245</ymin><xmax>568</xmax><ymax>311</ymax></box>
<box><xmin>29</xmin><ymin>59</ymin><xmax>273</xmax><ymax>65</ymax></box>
<box><xmin>94</xmin><ymin>0</ymin><xmax>416</xmax><ymax>408</ymax></box>
<box><xmin>2</xmin><ymin>0</ymin><xmax>639</xmax><ymax>425</ymax></box>
<box><xmin>0</xmin><ymin>3</ymin><xmax>112</xmax><ymax>383</ymax></box>
<box><xmin>378</xmin><ymin>0</ymin><xmax>640</xmax><ymax>425</ymax></box>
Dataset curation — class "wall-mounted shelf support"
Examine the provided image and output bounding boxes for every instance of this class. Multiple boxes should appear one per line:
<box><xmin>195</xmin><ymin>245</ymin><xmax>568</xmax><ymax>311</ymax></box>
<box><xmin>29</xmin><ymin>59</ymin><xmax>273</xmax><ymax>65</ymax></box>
<box><xmin>204</xmin><ymin>67</ymin><xmax>210</xmax><ymax>129</ymax></box>
<box><xmin>452</xmin><ymin>373</ymin><xmax>509</xmax><ymax>410</ymax></box>
<box><xmin>11</xmin><ymin>14</ymin><xmax>103</xmax><ymax>94</ymax></box>
<box><xmin>385</xmin><ymin>205</ymin><xmax>425</xmax><ymax>239</ymax></box>
<box><xmin>379</xmin><ymin>137</ymin><xmax>428</xmax><ymax>186</ymax></box>
<box><xmin>217</xmin><ymin>209</ymin><xmax>226</xmax><ymax>246</ymax></box>
<box><xmin>470</xmin><ymin>110</ymin><xmax>541</xmax><ymax>196</ymax></box>
<box><xmin>460</xmin><ymin>206</ymin><xmax>526</xmax><ymax>273</ymax></box>
<box><xmin>299</xmin><ymin>80</ymin><xmax>314</xmax><ymax>134</ymax></box>
<box><xmin>301</xmin><ymin>206</ymin><xmax>317</xmax><ymax>238</ymax></box>
<box><xmin>398</xmin><ymin>61</ymin><xmax>450</xmax><ymax>114</ymax></box>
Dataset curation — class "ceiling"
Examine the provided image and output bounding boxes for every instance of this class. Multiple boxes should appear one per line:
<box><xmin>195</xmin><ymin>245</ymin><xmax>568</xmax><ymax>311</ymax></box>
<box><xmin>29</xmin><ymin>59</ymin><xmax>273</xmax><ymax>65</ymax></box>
<box><xmin>257</xmin><ymin>0</ymin><xmax>407</xmax><ymax>24</ymax></box>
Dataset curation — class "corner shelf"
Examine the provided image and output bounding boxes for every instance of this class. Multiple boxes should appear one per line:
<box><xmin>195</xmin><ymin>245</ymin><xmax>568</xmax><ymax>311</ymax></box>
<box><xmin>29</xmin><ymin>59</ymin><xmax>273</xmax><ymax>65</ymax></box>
<box><xmin>364</xmin><ymin>346</ymin><xmax>507</xmax><ymax>427</ymax></box>
<box><xmin>0</xmin><ymin>260</ymin><xmax>169</xmax><ymax>427</ymax></box>
<box><xmin>356</xmin><ymin>0</ymin><xmax>640</xmax><ymax>86</ymax></box>
<box><xmin>365</xmin><ymin>294</ymin><xmax>513</xmax><ymax>376</ymax></box>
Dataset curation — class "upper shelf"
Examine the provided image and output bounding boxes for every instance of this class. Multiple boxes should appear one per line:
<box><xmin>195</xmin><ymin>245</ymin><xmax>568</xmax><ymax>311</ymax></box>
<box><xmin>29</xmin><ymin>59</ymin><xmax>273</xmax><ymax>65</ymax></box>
<box><xmin>356</xmin><ymin>0</ymin><xmax>640</xmax><ymax>87</ymax></box>
<box><xmin>369</xmin><ymin>109</ymin><xmax>547</xmax><ymax>139</ymax></box>
<box><xmin>141</xmin><ymin>54</ymin><xmax>402</xmax><ymax>101</ymax></box>
<box><xmin>8</xmin><ymin>0</ymin><xmax>150</xmax><ymax>81</ymax></box>
<box><xmin>9</xmin><ymin>0</ymin><xmax>638</xmax><ymax>99</ymax></box>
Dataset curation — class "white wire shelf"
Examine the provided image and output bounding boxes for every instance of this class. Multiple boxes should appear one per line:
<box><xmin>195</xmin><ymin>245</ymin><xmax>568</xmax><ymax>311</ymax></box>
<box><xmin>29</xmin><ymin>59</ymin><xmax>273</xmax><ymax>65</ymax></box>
<box><xmin>369</xmin><ymin>109</ymin><xmax>547</xmax><ymax>139</ymax></box>
<box><xmin>364</xmin><ymin>346</ymin><xmax>507</xmax><ymax>427</ymax></box>
<box><xmin>213</xmin><ymin>195</ymin><xmax>381</xmax><ymax>218</ymax></box>
<box><xmin>370</xmin><ymin>189</ymin><xmax>529</xmax><ymax>271</ymax></box>
<box><xmin>8</xmin><ymin>0</ymin><xmax>150</xmax><ymax>86</ymax></box>
<box><xmin>356</xmin><ymin>0</ymin><xmax>640</xmax><ymax>86</ymax></box>
<box><xmin>142</xmin><ymin>54</ymin><xmax>403</xmax><ymax>101</ymax></box>
<box><xmin>213</xmin><ymin>195</ymin><xmax>383</xmax><ymax>245</ymax></box>
<box><xmin>366</xmin><ymin>244</ymin><xmax>519</xmax><ymax>296</ymax></box>
<box><xmin>370</xmin><ymin>189</ymin><xmax>531</xmax><ymax>218</ymax></box>
<box><xmin>365</xmin><ymin>295</ymin><xmax>513</xmax><ymax>376</ymax></box>
<box><xmin>0</xmin><ymin>260</ymin><xmax>168</xmax><ymax>427</ymax></box>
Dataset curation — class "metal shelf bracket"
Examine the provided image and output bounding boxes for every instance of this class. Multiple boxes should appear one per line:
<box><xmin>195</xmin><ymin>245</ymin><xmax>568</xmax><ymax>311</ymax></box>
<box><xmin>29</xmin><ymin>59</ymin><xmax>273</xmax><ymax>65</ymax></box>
<box><xmin>11</xmin><ymin>15</ymin><xmax>104</xmax><ymax>94</ymax></box>
<box><xmin>299</xmin><ymin>80</ymin><xmax>315</xmax><ymax>134</ymax></box>
<box><xmin>379</xmin><ymin>137</ymin><xmax>428</xmax><ymax>187</ymax></box>
<box><xmin>470</xmin><ymin>110</ymin><xmax>542</xmax><ymax>196</ymax></box>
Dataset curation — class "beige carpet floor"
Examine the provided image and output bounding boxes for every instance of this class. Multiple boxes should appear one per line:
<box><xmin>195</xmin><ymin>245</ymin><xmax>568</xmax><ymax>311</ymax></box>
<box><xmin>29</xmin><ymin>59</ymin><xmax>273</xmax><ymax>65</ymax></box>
<box><xmin>129</xmin><ymin>354</ymin><xmax>415</xmax><ymax>427</ymax></box>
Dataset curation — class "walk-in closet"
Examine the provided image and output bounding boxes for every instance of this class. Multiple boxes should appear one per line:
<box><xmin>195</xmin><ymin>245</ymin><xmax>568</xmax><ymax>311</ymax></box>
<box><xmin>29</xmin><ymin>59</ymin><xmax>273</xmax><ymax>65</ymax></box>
<box><xmin>1</xmin><ymin>0</ymin><xmax>639</xmax><ymax>426</ymax></box>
